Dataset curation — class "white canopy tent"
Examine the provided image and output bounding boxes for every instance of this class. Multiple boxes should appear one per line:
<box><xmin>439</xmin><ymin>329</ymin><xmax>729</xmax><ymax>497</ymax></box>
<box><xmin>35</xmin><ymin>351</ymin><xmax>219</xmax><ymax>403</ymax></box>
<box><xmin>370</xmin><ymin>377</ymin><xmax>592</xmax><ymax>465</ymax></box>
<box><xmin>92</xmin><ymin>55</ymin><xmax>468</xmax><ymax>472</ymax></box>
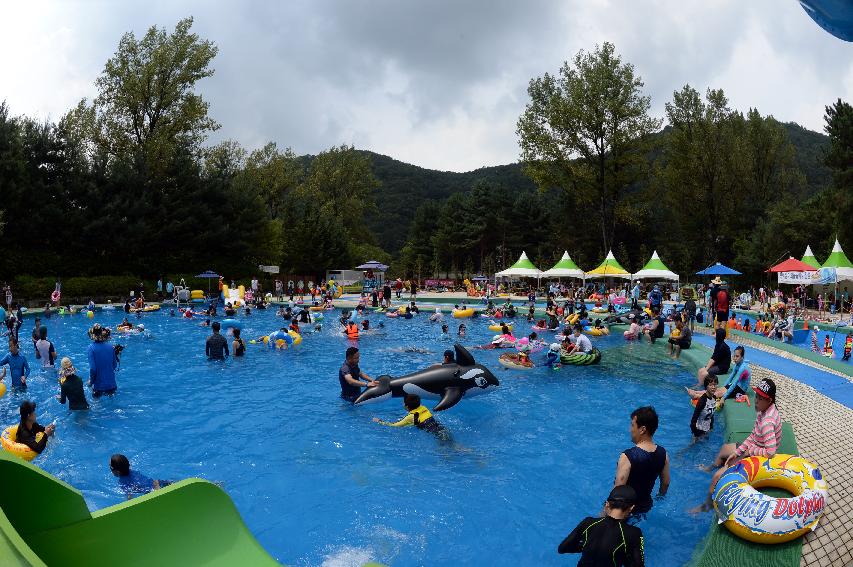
<box><xmin>495</xmin><ymin>251</ymin><xmax>542</xmax><ymax>278</ymax></box>
<box><xmin>540</xmin><ymin>251</ymin><xmax>585</xmax><ymax>279</ymax></box>
<box><xmin>633</xmin><ymin>250</ymin><xmax>679</xmax><ymax>281</ymax></box>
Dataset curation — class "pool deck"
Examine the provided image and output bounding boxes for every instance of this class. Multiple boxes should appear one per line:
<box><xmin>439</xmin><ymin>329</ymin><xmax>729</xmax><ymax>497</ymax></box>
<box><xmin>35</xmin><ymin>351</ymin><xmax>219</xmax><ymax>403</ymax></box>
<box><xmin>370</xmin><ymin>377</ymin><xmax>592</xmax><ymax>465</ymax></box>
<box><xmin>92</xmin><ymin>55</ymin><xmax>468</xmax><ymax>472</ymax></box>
<box><xmin>691</xmin><ymin>326</ymin><xmax>853</xmax><ymax>567</ymax></box>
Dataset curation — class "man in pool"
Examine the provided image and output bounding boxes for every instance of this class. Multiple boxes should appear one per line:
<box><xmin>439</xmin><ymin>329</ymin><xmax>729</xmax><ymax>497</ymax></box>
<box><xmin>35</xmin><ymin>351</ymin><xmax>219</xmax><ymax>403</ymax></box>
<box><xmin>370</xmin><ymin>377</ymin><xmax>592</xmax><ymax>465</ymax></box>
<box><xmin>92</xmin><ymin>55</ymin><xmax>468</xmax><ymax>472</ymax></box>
<box><xmin>339</xmin><ymin>347</ymin><xmax>377</xmax><ymax>403</ymax></box>
<box><xmin>88</xmin><ymin>326</ymin><xmax>118</xmax><ymax>397</ymax></box>
<box><xmin>0</xmin><ymin>339</ymin><xmax>30</xmax><ymax>390</ymax></box>
<box><xmin>205</xmin><ymin>321</ymin><xmax>229</xmax><ymax>360</ymax></box>
<box><xmin>558</xmin><ymin>485</ymin><xmax>645</xmax><ymax>566</ymax></box>
<box><xmin>372</xmin><ymin>394</ymin><xmax>450</xmax><ymax>441</ymax></box>
<box><xmin>613</xmin><ymin>406</ymin><xmax>670</xmax><ymax>516</ymax></box>
<box><xmin>697</xmin><ymin>328</ymin><xmax>730</xmax><ymax>385</ymax></box>
<box><xmin>563</xmin><ymin>325</ymin><xmax>593</xmax><ymax>355</ymax></box>
<box><xmin>110</xmin><ymin>454</ymin><xmax>171</xmax><ymax>499</ymax></box>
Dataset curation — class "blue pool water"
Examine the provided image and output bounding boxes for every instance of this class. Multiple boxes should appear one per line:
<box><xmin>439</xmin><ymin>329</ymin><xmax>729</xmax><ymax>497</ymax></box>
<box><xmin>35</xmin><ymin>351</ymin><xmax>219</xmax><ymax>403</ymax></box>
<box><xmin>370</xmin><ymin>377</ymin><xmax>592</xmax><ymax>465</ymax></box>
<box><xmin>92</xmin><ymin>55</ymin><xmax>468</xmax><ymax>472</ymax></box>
<box><xmin>3</xmin><ymin>307</ymin><xmax>722</xmax><ymax>566</ymax></box>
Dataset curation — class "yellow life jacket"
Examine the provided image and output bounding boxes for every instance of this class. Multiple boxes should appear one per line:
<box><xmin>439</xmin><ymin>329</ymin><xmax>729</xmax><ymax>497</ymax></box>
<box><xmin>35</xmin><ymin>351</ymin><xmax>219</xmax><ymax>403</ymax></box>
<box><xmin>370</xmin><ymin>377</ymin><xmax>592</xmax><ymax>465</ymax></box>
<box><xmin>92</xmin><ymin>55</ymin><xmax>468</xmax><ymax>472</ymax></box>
<box><xmin>410</xmin><ymin>405</ymin><xmax>433</xmax><ymax>426</ymax></box>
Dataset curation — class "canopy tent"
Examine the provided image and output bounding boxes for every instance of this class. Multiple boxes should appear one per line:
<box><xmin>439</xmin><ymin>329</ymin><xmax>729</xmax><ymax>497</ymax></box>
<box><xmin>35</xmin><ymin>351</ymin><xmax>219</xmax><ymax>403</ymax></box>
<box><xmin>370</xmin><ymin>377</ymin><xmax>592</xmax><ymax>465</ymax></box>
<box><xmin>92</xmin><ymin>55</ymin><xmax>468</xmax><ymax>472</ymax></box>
<box><xmin>471</xmin><ymin>275</ymin><xmax>489</xmax><ymax>281</ymax></box>
<box><xmin>821</xmin><ymin>238</ymin><xmax>853</xmax><ymax>282</ymax></box>
<box><xmin>495</xmin><ymin>251</ymin><xmax>542</xmax><ymax>278</ymax></box>
<box><xmin>633</xmin><ymin>250</ymin><xmax>678</xmax><ymax>281</ymax></box>
<box><xmin>541</xmin><ymin>251</ymin><xmax>585</xmax><ymax>279</ymax></box>
<box><xmin>194</xmin><ymin>270</ymin><xmax>220</xmax><ymax>292</ymax></box>
<box><xmin>585</xmin><ymin>250</ymin><xmax>631</xmax><ymax>280</ymax></box>
<box><xmin>355</xmin><ymin>260</ymin><xmax>389</xmax><ymax>271</ymax></box>
<box><xmin>696</xmin><ymin>262</ymin><xmax>742</xmax><ymax>276</ymax></box>
<box><xmin>801</xmin><ymin>245</ymin><xmax>822</xmax><ymax>269</ymax></box>
<box><xmin>767</xmin><ymin>257</ymin><xmax>817</xmax><ymax>273</ymax></box>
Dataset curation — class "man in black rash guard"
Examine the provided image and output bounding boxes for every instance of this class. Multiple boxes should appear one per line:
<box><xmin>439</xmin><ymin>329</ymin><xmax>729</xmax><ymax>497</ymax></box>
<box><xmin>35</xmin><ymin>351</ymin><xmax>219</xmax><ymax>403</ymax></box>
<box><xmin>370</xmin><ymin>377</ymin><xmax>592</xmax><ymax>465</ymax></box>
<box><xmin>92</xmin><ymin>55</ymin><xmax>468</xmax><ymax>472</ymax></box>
<box><xmin>558</xmin><ymin>485</ymin><xmax>645</xmax><ymax>566</ymax></box>
<box><xmin>338</xmin><ymin>347</ymin><xmax>377</xmax><ymax>403</ymax></box>
<box><xmin>205</xmin><ymin>321</ymin><xmax>229</xmax><ymax>360</ymax></box>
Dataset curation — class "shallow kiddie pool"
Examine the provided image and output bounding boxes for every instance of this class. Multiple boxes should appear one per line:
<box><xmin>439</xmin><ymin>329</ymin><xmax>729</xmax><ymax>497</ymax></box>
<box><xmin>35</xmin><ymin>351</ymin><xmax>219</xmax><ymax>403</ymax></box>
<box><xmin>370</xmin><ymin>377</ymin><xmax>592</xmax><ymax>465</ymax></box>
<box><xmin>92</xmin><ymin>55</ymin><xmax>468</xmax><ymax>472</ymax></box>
<box><xmin>2</xmin><ymin>307</ymin><xmax>721</xmax><ymax>566</ymax></box>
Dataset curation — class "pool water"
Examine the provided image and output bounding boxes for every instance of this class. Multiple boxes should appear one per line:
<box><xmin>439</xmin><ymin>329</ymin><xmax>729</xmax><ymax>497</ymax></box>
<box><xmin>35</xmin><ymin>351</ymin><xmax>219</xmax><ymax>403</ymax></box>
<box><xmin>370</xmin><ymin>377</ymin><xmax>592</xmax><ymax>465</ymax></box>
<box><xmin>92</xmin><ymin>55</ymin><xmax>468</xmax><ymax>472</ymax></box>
<box><xmin>3</xmin><ymin>307</ymin><xmax>722</xmax><ymax>566</ymax></box>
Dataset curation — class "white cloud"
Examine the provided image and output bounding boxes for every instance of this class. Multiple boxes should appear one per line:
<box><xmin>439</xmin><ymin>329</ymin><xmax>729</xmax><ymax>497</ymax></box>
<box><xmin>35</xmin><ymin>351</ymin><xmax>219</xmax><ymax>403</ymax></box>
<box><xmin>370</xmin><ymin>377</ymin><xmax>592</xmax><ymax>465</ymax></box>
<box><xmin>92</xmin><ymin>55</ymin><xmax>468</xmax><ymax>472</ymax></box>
<box><xmin>1</xmin><ymin>0</ymin><xmax>850</xmax><ymax>171</ymax></box>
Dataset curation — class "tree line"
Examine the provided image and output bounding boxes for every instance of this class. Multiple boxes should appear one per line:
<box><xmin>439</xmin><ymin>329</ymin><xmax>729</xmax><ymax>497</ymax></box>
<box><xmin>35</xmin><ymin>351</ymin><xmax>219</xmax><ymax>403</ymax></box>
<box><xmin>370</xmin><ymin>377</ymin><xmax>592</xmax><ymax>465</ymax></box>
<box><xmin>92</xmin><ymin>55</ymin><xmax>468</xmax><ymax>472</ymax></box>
<box><xmin>1</xmin><ymin>22</ymin><xmax>851</xmax><ymax>288</ymax></box>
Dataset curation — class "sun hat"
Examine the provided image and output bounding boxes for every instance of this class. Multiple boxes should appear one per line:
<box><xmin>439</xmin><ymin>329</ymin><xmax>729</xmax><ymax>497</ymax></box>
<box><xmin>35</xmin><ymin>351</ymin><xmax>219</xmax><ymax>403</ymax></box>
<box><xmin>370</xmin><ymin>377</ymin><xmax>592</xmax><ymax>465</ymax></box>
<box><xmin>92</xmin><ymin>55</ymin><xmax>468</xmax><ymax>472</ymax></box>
<box><xmin>753</xmin><ymin>377</ymin><xmax>776</xmax><ymax>401</ymax></box>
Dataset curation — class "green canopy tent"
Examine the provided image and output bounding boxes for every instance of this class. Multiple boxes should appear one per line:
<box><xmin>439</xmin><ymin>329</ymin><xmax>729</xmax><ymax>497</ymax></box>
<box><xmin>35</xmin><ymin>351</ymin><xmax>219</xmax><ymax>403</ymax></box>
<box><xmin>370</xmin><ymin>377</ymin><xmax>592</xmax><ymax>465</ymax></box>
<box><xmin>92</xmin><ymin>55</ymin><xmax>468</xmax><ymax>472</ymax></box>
<box><xmin>821</xmin><ymin>238</ymin><xmax>853</xmax><ymax>281</ymax></box>
<box><xmin>495</xmin><ymin>251</ymin><xmax>542</xmax><ymax>292</ymax></box>
<box><xmin>633</xmin><ymin>250</ymin><xmax>679</xmax><ymax>281</ymax></box>
<box><xmin>541</xmin><ymin>251</ymin><xmax>585</xmax><ymax>279</ymax></box>
<box><xmin>801</xmin><ymin>245</ymin><xmax>822</xmax><ymax>269</ymax></box>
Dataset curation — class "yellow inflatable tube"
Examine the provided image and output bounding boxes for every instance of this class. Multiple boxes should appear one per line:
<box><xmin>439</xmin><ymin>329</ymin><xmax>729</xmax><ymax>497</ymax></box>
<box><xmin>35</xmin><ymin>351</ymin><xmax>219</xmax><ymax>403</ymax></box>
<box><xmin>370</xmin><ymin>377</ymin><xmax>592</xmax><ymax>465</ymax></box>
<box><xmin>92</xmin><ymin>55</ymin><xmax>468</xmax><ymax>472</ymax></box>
<box><xmin>288</xmin><ymin>330</ymin><xmax>302</xmax><ymax>345</ymax></box>
<box><xmin>488</xmin><ymin>324</ymin><xmax>513</xmax><ymax>332</ymax></box>
<box><xmin>566</xmin><ymin>313</ymin><xmax>579</xmax><ymax>325</ymax></box>
<box><xmin>1</xmin><ymin>424</ymin><xmax>43</xmax><ymax>462</ymax></box>
<box><xmin>586</xmin><ymin>327</ymin><xmax>609</xmax><ymax>336</ymax></box>
<box><xmin>452</xmin><ymin>308</ymin><xmax>475</xmax><ymax>319</ymax></box>
<box><xmin>713</xmin><ymin>454</ymin><xmax>828</xmax><ymax>544</ymax></box>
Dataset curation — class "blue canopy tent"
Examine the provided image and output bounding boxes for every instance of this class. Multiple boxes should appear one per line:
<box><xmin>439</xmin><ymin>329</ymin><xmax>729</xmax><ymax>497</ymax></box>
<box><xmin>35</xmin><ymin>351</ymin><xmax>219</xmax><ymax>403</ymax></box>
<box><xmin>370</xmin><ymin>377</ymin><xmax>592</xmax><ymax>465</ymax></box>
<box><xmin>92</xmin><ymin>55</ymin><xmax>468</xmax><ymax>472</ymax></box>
<box><xmin>355</xmin><ymin>261</ymin><xmax>388</xmax><ymax>292</ymax></box>
<box><xmin>195</xmin><ymin>270</ymin><xmax>221</xmax><ymax>293</ymax></box>
<box><xmin>695</xmin><ymin>262</ymin><xmax>742</xmax><ymax>276</ymax></box>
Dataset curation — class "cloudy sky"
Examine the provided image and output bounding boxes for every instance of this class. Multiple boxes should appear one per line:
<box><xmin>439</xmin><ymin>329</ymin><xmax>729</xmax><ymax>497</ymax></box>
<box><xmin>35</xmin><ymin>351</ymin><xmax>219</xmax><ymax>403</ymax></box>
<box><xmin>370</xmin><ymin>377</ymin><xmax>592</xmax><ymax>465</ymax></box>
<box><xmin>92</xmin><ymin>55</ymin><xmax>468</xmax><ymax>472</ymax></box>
<box><xmin>1</xmin><ymin>1</ymin><xmax>850</xmax><ymax>171</ymax></box>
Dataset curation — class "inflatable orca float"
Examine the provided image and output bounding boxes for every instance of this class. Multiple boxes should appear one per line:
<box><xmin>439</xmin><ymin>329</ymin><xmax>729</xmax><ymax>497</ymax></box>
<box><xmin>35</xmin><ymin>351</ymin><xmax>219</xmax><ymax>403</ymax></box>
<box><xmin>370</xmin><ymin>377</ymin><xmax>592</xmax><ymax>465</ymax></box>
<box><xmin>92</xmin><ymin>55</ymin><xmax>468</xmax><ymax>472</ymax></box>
<box><xmin>354</xmin><ymin>343</ymin><xmax>499</xmax><ymax>411</ymax></box>
<box><xmin>605</xmin><ymin>309</ymin><xmax>648</xmax><ymax>325</ymax></box>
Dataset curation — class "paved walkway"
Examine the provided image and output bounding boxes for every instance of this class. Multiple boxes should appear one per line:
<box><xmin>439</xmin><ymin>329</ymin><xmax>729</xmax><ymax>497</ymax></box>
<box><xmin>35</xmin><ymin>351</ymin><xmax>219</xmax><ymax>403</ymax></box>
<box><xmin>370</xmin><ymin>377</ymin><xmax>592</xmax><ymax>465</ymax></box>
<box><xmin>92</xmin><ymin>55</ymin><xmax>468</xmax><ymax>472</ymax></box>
<box><xmin>691</xmin><ymin>329</ymin><xmax>853</xmax><ymax>566</ymax></box>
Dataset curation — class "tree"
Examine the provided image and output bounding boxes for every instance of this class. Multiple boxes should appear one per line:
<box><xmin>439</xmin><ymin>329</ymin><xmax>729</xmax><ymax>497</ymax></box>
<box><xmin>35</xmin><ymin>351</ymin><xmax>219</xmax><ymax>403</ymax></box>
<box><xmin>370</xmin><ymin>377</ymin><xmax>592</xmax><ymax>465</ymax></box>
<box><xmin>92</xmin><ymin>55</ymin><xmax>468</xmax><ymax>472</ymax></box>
<box><xmin>824</xmin><ymin>99</ymin><xmax>853</xmax><ymax>246</ymax></box>
<box><xmin>94</xmin><ymin>17</ymin><xmax>218</xmax><ymax>174</ymax></box>
<box><xmin>517</xmin><ymin>42</ymin><xmax>661</xmax><ymax>254</ymax></box>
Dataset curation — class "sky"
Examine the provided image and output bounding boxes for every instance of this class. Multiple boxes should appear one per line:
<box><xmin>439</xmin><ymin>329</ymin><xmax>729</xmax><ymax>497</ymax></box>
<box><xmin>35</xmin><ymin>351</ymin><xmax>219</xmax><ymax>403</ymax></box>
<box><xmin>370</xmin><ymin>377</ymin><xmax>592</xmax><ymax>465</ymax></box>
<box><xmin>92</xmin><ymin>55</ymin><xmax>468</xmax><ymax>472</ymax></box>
<box><xmin>1</xmin><ymin>0</ymin><xmax>851</xmax><ymax>172</ymax></box>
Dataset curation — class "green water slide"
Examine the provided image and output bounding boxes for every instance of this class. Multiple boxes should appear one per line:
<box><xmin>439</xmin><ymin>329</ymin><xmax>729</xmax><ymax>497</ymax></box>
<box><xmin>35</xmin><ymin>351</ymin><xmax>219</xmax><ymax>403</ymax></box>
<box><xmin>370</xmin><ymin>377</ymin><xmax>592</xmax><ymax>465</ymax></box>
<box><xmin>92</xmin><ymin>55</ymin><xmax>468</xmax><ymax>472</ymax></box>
<box><xmin>0</xmin><ymin>451</ymin><xmax>281</xmax><ymax>566</ymax></box>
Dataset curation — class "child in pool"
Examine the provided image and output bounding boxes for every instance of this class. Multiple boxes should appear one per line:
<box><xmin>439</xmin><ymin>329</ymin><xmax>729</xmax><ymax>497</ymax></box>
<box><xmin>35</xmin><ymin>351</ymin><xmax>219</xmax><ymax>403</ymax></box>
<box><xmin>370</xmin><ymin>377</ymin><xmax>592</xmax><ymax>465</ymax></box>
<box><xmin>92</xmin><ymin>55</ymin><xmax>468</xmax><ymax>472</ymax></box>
<box><xmin>823</xmin><ymin>335</ymin><xmax>834</xmax><ymax>357</ymax></box>
<box><xmin>458</xmin><ymin>324</ymin><xmax>466</xmax><ymax>337</ymax></box>
<box><xmin>110</xmin><ymin>454</ymin><xmax>171</xmax><ymax>499</ymax></box>
<box><xmin>689</xmin><ymin>375</ymin><xmax>718</xmax><ymax>440</ymax></box>
<box><xmin>843</xmin><ymin>333</ymin><xmax>852</xmax><ymax>361</ymax></box>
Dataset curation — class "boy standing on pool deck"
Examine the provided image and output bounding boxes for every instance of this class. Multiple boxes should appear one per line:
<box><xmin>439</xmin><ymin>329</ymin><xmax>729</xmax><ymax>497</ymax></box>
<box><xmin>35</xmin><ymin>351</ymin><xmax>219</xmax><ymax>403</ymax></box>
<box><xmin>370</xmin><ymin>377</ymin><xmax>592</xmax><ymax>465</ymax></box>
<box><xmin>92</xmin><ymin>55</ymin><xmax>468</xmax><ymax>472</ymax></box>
<box><xmin>613</xmin><ymin>406</ymin><xmax>670</xmax><ymax>516</ymax></box>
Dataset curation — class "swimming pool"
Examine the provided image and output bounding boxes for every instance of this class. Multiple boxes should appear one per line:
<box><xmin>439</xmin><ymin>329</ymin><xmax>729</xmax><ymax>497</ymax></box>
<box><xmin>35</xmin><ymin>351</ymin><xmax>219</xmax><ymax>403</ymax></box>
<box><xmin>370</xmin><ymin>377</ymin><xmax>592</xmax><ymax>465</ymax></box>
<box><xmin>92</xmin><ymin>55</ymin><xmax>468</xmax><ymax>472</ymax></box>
<box><xmin>2</xmin><ymin>307</ymin><xmax>721</xmax><ymax>566</ymax></box>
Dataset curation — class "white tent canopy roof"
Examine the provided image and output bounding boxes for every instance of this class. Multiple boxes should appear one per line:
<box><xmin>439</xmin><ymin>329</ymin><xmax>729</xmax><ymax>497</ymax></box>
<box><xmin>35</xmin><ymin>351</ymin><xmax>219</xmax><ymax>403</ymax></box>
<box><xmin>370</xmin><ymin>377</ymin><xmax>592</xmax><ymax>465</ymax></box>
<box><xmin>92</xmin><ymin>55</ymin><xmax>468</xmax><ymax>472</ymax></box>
<box><xmin>633</xmin><ymin>250</ymin><xmax>679</xmax><ymax>281</ymax></box>
<box><xmin>541</xmin><ymin>251</ymin><xmax>585</xmax><ymax>278</ymax></box>
<box><xmin>495</xmin><ymin>251</ymin><xmax>542</xmax><ymax>277</ymax></box>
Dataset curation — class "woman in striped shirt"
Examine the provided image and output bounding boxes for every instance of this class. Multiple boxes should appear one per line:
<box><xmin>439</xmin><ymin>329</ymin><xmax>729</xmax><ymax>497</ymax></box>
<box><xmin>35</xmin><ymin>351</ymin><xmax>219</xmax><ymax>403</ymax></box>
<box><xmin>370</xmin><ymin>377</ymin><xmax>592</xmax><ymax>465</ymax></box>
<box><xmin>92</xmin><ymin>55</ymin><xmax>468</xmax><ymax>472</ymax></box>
<box><xmin>690</xmin><ymin>378</ymin><xmax>781</xmax><ymax>513</ymax></box>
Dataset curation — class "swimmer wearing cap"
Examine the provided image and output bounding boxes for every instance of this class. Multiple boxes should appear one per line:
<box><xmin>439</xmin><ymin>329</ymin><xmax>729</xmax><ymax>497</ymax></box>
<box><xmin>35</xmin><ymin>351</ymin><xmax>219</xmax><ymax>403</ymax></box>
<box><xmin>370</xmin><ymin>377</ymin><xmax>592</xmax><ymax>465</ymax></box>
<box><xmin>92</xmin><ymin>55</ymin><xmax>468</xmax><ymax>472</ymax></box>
<box><xmin>558</xmin><ymin>485</ymin><xmax>645</xmax><ymax>565</ymax></box>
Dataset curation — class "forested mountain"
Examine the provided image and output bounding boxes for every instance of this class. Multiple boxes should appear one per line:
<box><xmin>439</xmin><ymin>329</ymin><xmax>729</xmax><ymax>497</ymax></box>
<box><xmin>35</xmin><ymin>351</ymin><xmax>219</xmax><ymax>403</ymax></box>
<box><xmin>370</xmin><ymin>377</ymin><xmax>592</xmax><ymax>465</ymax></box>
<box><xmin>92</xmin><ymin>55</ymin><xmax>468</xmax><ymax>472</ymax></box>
<box><xmin>361</xmin><ymin>122</ymin><xmax>831</xmax><ymax>256</ymax></box>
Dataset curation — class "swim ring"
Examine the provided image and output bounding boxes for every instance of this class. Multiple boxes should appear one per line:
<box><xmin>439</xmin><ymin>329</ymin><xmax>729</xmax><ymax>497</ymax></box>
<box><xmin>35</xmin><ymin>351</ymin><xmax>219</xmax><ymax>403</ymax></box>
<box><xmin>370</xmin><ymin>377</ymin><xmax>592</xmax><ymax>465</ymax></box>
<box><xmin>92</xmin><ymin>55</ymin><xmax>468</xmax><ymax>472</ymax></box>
<box><xmin>220</xmin><ymin>318</ymin><xmax>241</xmax><ymax>330</ymax></box>
<box><xmin>613</xmin><ymin>297</ymin><xmax>626</xmax><ymax>305</ymax></box>
<box><xmin>532</xmin><ymin>324</ymin><xmax>548</xmax><ymax>331</ymax></box>
<box><xmin>309</xmin><ymin>306</ymin><xmax>325</xmax><ymax>312</ymax></box>
<box><xmin>585</xmin><ymin>326</ymin><xmax>610</xmax><ymax>337</ymax></box>
<box><xmin>489</xmin><ymin>324</ymin><xmax>513</xmax><ymax>332</ymax></box>
<box><xmin>288</xmin><ymin>330</ymin><xmax>302</xmax><ymax>345</ymax></box>
<box><xmin>590</xmin><ymin>308</ymin><xmax>609</xmax><ymax>314</ymax></box>
<box><xmin>713</xmin><ymin>454</ymin><xmax>828</xmax><ymax>544</ymax></box>
<box><xmin>51</xmin><ymin>290</ymin><xmax>60</xmax><ymax>303</ymax></box>
<box><xmin>452</xmin><ymin>308</ymin><xmax>475</xmax><ymax>318</ymax></box>
<box><xmin>1</xmin><ymin>424</ymin><xmax>43</xmax><ymax>462</ymax></box>
<box><xmin>560</xmin><ymin>347</ymin><xmax>602</xmax><ymax>365</ymax></box>
<box><xmin>385</xmin><ymin>311</ymin><xmax>398</xmax><ymax>318</ymax></box>
<box><xmin>0</xmin><ymin>382</ymin><xmax>6</xmax><ymax>398</ymax></box>
<box><xmin>498</xmin><ymin>352</ymin><xmax>535</xmax><ymax>370</ymax></box>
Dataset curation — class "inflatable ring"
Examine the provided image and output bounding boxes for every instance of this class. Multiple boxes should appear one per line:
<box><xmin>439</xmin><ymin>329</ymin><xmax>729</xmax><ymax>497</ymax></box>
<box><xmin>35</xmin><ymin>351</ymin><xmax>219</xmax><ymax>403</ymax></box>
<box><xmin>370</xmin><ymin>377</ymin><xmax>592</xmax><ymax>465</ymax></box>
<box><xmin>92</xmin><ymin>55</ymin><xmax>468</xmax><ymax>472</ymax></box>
<box><xmin>498</xmin><ymin>352</ymin><xmax>535</xmax><ymax>370</ymax></box>
<box><xmin>452</xmin><ymin>308</ymin><xmax>475</xmax><ymax>319</ymax></box>
<box><xmin>613</xmin><ymin>297</ymin><xmax>626</xmax><ymax>305</ymax></box>
<box><xmin>385</xmin><ymin>311</ymin><xmax>398</xmax><ymax>318</ymax></box>
<box><xmin>590</xmin><ymin>308</ymin><xmax>609</xmax><ymax>314</ymax></box>
<box><xmin>560</xmin><ymin>347</ymin><xmax>602</xmax><ymax>365</ymax></box>
<box><xmin>0</xmin><ymin>382</ymin><xmax>6</xmax><ymax>398</ymax></box>
<box><xmin>220</xmin><ymin>318</ymin><xmax>241</xmax><ymax>330</ymax></box>
<box><xmin>489</xmin><ymin>324</ymin><xmax>513</xmax><ymax>332</ymax></box>
<box><xmin>309</xmin><ymin>306</ymin><xmax>325</xmax><ymax>311</ymax></box>
<box><xmin>585</xmin><ymin>327</ymin><xmax>610</xmax><ymax>337</ymax></box>
<box><xmin>532</xmin><ymin>325</ymin><xmax>548</xmax><ymax>332</ymax></box>
<box><xmin>1</xmin><ymin>425</ymin><xmax>43</xmax><ymax>462</ymax></box>
<box><xmin>51</xmin><ymin>290</ymin><xmax>60</xmax><ymax>303</ymax></box>
<box><xmin>287</xmin><ymin>330</ymin><xmax>302</xmax><ymax>345</ymax></box>
<box><xmin>566</xmin><ymin>313</ymin><xmax>579</xmax><ymax>325</ymax></box>
<box><xmin>713</xmin><ymin>454</ymin><xmax>828</xmax><ymax>544</ymax></box>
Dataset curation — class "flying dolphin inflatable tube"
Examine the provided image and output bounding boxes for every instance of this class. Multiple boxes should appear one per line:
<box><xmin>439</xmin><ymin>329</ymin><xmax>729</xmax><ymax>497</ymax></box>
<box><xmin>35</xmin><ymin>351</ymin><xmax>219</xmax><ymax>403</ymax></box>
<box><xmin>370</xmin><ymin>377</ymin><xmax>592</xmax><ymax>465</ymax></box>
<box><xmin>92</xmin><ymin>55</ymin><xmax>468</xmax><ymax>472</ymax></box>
<box><xmin>354</xmin><ymin>344</ymin><xmax>500</xmax><ymax>411</ymax></box>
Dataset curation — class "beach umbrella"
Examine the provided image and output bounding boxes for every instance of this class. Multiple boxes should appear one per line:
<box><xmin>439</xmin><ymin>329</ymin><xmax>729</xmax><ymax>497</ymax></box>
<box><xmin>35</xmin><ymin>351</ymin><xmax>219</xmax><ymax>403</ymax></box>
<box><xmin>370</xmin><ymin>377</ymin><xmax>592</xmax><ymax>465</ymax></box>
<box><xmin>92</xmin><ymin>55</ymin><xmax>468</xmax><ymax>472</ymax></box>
<box><xmin>633</xmin><ymin>250</ymin><xmax>679</xmax><ymax>281</ymax></box>
<box><xmin>801</xmin><ymin>245</ymin><xmax>822</xmax><ymax>269</ymax></box>
<box><xmin>195</xmin><ymin>270</ymin><xmax>220</xmax><ymax>292</ymax></box>
<box><xmin>495</xmin><ymin>251</ymin><xmax>542</xmax><ymax>277</ymax></box>
<box><xmin>695</xmin><ymin>262</ymin><xmax>742</xmax><ymax>276</ymax></box>
<box><xmin>585</xmin><ymin>250</ymin><xmax>631</xmax><ymax>280</ymax></box>
<box><xmin>355</xmin><ymin>260</ymin><xmax>389</xmax><ymax>272</ymax></box>
<box><xmin>541</xmin><ymin>251</ymin><xmax>585</xmax><ymax>279</ymax></box>
<box><xmin>821</xmin><ymin>238</ymin><xmax>853</xmax><ymax>282</ymax></box>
